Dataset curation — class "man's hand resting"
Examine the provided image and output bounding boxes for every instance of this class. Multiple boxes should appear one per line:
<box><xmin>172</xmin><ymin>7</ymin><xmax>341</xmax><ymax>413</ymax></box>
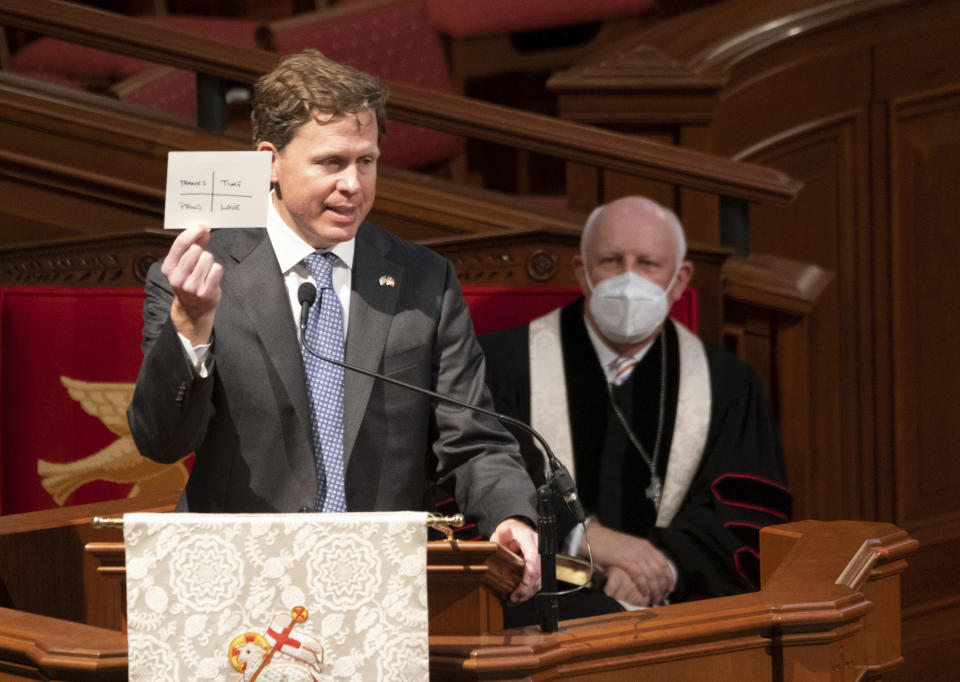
<box><xmin>586</xmin><ymin>520</ymin><xmax>675</xmax><ymax>606</ymax></box>
<box><xmin>490</xmin><ymin>518</ymin><xmax>541</xmax><ymax>603</ymax></box>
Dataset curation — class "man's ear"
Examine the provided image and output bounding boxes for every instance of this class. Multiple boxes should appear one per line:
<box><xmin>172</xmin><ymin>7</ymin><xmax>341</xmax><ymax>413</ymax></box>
<box><xmin>669</xmin><ymin>260</ymin><xmax>695</xmax><ymax>306</ymax></box>
<box><xmin>572</xmin><ymin>252</ymin><xmax>590</xmax><ymax>297</ymax></box>
<box><xmin>257</xmin><ymin>141</ymin><xmax>280</xmax><ymax>184</ymax></box>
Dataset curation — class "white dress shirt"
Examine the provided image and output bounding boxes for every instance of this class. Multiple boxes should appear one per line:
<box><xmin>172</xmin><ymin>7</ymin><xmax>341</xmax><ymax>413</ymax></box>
<box><xmin>178</xmin><ymin>194</ymin><xmax>355</xmax><ymax>372</ymax></box>
<box><xmin>584</xmin><ymin>316</ymin><xmax>655</xmax><ymax>384</ymax></box>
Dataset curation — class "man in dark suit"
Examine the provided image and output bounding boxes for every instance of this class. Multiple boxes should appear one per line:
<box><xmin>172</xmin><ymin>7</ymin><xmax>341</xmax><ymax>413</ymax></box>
<box><xmin>127</xmin><ymin>50</ymin><xmax>540</xmax><ymax>602</ymax></box>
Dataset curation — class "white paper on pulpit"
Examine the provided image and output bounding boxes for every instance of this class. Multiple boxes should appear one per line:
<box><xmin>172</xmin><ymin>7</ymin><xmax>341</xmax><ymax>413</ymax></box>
<box><xmin>123</xmin><ymin>512</ymin><xmax>429</xmax><ymax>681</ymax></box>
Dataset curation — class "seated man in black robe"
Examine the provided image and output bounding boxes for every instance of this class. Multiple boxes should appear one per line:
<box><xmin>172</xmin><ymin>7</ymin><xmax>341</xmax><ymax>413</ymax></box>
<box><xmin>480</xmin><ymin>196</ymin><xmax>791</xmax><ymax>620</ymax></box>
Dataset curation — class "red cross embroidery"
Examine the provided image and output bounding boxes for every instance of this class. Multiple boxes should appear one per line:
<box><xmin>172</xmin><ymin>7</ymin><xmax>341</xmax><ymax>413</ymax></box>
<box><xmin>291</xmin><ymin>606</ymin><xmax>308</xmax><ymax>623</ymax></box>
<box><xmin>267</xmin><ymin>626</ymin><xmax>302</xmax><ymax>652</ymax></box>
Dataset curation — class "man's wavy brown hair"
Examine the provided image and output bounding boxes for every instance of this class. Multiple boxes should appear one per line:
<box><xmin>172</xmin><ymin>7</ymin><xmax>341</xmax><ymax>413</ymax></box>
<box><xmin>252</xmin><ymin>49</ymin><xmax>387</xmax><ymax>150</ymax></box>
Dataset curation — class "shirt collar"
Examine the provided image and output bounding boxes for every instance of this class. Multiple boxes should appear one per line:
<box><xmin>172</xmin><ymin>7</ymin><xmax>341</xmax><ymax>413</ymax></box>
<box><xmin>583</xmin><ymin>314</ymin><xmax>656</xmax><ymax>382</ymax></box>
<box><xmin>265</xmin><ymin>192</ymin><xmax>355</xmax><ymax>274</ymax></box>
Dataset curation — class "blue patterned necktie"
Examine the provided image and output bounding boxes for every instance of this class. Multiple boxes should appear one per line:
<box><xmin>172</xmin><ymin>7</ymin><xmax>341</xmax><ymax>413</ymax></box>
<box><xmin>301</xmin><ymin>251</ymin><xmax>346</xmax><ymax>512</ymax></box>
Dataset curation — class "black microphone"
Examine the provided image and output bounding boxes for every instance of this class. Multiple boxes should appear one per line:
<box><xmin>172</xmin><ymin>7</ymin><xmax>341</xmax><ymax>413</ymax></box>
<box><xmin>297</xmin><ymin>281</ymin><xmax>587</xmax><ymax>632</ymax></box>
<box><xmin>298</xmin><ymin>281</ymin><xmax>314</xmax><ymax>331</ymax></box>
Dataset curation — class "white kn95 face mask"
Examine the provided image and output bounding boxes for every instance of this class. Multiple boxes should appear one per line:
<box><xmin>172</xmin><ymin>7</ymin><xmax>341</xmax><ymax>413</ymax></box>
<box><xmin>587</xmin><ymin>269</ymin><xmax>677</xmax><ymax>344</ymax></box>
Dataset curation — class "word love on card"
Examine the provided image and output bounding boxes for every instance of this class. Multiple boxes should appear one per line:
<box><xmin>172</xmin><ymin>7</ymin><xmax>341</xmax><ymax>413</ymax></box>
<box><xmin>164</xmin><ymin>151</ymin><xmax>271</xmax><ymax>229</ymax></box>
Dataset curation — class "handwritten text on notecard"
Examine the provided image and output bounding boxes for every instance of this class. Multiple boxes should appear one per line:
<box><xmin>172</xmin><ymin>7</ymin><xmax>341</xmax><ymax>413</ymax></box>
<box><xmin>164</xmin><ymin>151</ymin><xmax>271</xmax><ymax>229</ymax></box>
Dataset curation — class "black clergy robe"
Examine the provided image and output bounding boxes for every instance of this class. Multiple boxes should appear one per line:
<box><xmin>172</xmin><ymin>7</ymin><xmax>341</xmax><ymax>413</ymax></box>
<box><xmin>479</xmin><ymin>299</ymin><xmax>791</xmax><ymax>605</ymax></box>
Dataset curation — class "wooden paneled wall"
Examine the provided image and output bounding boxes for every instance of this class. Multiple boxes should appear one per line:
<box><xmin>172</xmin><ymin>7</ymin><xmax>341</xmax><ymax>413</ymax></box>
<box><xmin>549</xmin><ymin>1</ymin><xmax>960</xmax><ymax>677</ymax></box>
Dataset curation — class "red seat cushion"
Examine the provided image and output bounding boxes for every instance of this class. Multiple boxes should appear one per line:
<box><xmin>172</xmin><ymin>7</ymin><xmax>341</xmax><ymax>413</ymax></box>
<box><xmin>12</xmin><ymin>16</ymin><xmax>258</xmax><ymax>88</ymax></box>
<box><xmin>119</xmin><ymin>67</ymin><xmax>199</xmax><ymax>119</ymax></box>
<box><xmin>11</xmin><ymin>39</ymin><xmax>149</xmax><ymax>89</ymax></box>
<box><xmin>424</xmin><ymin>0</ymin><xmax>654</xmax><ymax>39</ymax></box>
<box><xmin>115</xmin><ymin>16</ymin><xmax>261</xmax><ymax>120</ymax></box>
<box><xmin>268</xmin><ymin>0</ymin><xmax>462</xmax><ymax>169</ymax></box>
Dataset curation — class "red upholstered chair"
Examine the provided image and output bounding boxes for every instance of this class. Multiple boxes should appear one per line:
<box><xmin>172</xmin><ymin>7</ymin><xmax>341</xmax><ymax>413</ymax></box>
<box><xmin>112</xmin><ymin>16</ymin><xmax>261</xmax><ymax>120</ymax></box>
<box><xmin>423</xmin><ymin>0</ymin><xmax>655</xmax><ymax>92</ymax></box>
<box><xmin>10</xmin><ymin>39</ymin><xmax>148</xmax><ymax>92</ymax></box>
<box><xmin>0</xmin><ymin>286</ymin><xmax>189</xmax><ymax>516</ymax></box>
<box><xmin>461</xmin><ymin>285</ymin><xmax>698</xmax><ymax>337</ymax></box>
<box><xmin>10</xmin><ymin>15</ymin><xmax>259</xmax><ymax>117</ymax></box>
<box><xmin>260</xmin><ymin>0</ymin><xmax>463</xmax><ymax>171</ymax></box>
<box><xmin>0</xmin><ymin>282</ymin><xmax>694</xmax><ymax>518</ymax></box>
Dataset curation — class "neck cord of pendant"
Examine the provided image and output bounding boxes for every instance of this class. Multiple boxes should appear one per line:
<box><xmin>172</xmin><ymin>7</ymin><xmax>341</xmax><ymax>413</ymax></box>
<box><xmin>604</xmin><ymin>329</ymin><xmax>667</xmax><ymax>507</ymax></box>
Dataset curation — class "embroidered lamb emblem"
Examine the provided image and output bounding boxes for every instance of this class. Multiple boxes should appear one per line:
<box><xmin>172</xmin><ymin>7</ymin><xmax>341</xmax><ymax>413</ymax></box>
<box><xmin>229</xmin><ymin>607</ymin><xmax>325</xmax><ymax>681</ymax></box>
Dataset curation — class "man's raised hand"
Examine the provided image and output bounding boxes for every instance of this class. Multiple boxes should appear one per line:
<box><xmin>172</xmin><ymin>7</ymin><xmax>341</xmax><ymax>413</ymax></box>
<box><xmin>161</xmin><ymin>225</ymin><xmax>223</xmax><ymax>345</ymax></box>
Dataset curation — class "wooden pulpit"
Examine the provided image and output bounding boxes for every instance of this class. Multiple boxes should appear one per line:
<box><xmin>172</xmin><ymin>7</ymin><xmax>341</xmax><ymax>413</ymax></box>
<box><xmin>0</xmin><ymin>492</ymin><xmax>916</xmax><ymax>680</ymax></box>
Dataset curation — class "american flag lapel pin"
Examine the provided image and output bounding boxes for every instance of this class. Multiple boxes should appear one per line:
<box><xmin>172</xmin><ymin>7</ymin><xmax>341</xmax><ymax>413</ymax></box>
<box><xmin>378</xmin><ymin>275</ymin><xmax>396</xmax><ymax>287</ymax></box>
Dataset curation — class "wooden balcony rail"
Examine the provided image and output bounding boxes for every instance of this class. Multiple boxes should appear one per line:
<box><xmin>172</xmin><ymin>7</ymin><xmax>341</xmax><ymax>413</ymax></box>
<box><xmin>0</xmin><ymin>0</ymin><xmax>800</xmax><ymax>205</ymax></box>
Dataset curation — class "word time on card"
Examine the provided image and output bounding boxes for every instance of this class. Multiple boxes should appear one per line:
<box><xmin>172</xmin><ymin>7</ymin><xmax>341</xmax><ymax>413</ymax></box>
<box><xmin>164</xmin><ymin>151</ymin><xmax>271</xmax><ymax>229</ymax></box>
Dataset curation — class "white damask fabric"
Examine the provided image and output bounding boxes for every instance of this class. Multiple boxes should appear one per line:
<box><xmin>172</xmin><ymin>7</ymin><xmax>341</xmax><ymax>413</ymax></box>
<box><xmin>124</xmin><ymin>512</ymin><xmax>429</xmax><ymax>682</ymax></box>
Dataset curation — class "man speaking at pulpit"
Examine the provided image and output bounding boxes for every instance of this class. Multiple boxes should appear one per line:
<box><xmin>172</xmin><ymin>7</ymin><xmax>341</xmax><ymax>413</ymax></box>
<box><xmin>126</xmin><ymin>49</ymin><xmax>540</xmax><ymax>603</ymax></box>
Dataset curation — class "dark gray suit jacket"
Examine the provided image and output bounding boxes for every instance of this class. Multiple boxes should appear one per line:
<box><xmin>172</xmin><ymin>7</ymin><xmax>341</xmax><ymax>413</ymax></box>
<box><xmin>127</xmin><ymin>222</ymin><xmax>536</xmax><ymax>537</ymax></box>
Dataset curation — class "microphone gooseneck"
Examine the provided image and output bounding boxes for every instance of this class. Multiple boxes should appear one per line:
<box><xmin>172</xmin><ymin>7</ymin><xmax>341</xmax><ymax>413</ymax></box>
<box><xmin>297</xmin><ymin>282</ymin><xmax>588</xmax><ymax>633</ymax></box>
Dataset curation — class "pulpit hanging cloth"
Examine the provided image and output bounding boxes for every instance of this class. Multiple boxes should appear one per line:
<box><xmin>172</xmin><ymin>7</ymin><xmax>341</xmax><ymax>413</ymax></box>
<box><xmin>124</xmin><ymin>512</ymin><xmax>429</xmax><ymax>681</ymax></box>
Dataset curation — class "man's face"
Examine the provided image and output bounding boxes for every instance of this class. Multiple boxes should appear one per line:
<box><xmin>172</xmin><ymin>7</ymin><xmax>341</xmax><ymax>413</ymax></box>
<box><xmin>258</xmin><ymin>111</ymin><xmax>379</xmax><ymax>249</ymax></box>
<box><xmin>575</xmin><ymin>206</ymin><xmax>683</xmax><ymax>298</ymax></box>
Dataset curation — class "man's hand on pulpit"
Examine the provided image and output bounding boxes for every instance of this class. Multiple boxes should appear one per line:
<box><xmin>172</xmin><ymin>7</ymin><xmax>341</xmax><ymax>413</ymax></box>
<box><xmin>490</xmin><ymin>518</ymin><xmax>541</xmax><ymax>603</ymax></box>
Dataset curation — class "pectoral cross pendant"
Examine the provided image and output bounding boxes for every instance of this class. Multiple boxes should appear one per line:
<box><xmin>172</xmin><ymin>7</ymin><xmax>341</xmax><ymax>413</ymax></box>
<box><xmin>646</xmin><ymin>476</ymin><xmax>663</xmax><ymax>507</ymax></box>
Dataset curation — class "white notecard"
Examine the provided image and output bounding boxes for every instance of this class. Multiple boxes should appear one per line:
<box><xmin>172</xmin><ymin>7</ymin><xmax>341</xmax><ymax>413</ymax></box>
<box><xmin>164</xmin><ymin>151</ymin><xmax>271</xmax><ymax>229</ymax></box>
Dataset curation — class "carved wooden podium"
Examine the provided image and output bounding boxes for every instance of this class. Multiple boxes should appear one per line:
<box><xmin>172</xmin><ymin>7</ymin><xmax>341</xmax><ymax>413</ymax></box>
<box><xmin>0</xmin><ymin>493</ymin><xmax>915</xmax><ymax>681</ymax></box>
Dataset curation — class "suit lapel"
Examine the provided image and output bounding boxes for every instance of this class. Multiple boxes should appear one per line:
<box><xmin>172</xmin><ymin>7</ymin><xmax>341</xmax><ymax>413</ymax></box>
<box><xmin>342</xmin><ymin>226</ymin><xmax>402</xmax><ymax>466</ymax></box>
<box><xmin>221</xmin><ymin>231</ymin><xmax>312</xmax><ymax>434</ymax></box>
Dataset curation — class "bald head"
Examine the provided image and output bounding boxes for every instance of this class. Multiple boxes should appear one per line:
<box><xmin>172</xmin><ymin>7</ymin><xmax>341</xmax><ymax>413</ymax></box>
<box><xmin>581</xmin><ymin>196</ymin><xmax>687</xmax><ymax>272</ymax></box>
<box><xmin>573</xmin><ymin>196</ymin><xmax>694</xmax><ymax>352</ymax></box>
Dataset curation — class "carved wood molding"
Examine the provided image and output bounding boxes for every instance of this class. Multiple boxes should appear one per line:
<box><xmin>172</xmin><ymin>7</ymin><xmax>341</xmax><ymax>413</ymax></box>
<box><xmin>425</xmin><ymin>229</ymin><xmax>581</xmax><ymax>286</ymax></box>
<box><xmin>427</xmin><ymin>228</ymin><xmax>733</xmax><ymax>291</ymax></box>
<box><xmin>0</xmin><ymin>232</ymin><xmax>173</xmax><ymax>287</ymax></box>
<box><xmin>723</xmin><ymin>253</ymin><xmax>833</xmax><ymax>317</ymax></box>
